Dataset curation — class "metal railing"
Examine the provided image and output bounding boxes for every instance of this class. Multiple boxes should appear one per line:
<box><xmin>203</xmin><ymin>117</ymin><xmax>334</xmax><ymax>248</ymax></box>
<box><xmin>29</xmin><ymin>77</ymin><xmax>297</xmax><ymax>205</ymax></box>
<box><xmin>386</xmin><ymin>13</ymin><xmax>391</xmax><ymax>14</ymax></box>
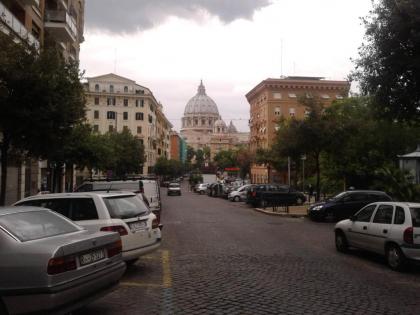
<box><xmin>0</xmin><ymin>2</ymin><xmax>40</xmax><ymax>49</ymax></box>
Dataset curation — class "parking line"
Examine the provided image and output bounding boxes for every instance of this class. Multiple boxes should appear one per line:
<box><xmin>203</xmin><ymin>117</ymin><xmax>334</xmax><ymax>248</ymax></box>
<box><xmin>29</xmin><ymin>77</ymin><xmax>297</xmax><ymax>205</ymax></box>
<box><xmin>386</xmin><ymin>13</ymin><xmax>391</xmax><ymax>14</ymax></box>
<box><xmin>120</xmin><ymin>281</ymin><xmax>162</xmax><ymax>288</ymax></box>
<box><xmin>161</xmin><ymin>250</ymin><xmax>172</xmax><ymax>288</ymax></box>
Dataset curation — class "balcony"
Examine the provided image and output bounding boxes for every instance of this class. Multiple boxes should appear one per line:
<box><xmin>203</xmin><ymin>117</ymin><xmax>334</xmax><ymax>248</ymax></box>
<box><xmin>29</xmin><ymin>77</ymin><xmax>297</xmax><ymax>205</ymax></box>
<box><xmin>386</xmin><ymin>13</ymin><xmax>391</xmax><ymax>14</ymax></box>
<box><xmin>0</xmin><ymin>2</ymin><xmax>40</xmax><ymax>49</ymax></box>
<box><xmin>44</xmin><ymin>9</ymin><xmax>77</xmax><ymax>42</ymax></box>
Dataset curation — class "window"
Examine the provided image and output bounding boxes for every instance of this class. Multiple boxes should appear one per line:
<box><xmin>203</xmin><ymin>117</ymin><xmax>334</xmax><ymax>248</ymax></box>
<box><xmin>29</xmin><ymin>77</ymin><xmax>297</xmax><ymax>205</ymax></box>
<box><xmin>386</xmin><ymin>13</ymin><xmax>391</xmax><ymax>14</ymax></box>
<box><xmin>94</xmin><ymin>110</ymin><xmax>99</xmax><ymax>119</ymax></box>
<box><xmin>107</xmin><ymin>97</ymin><xmax>116</xmax><ymax>106</ymax></box>
<box><xmin>93</xmin><ymin>125</ymin><xmax>99</xmax><ymax>132</ymax></box>
<box><xmin>394</xmin><ymin>206</ymin><xmax>405</xmax><ymax>224</ymax></box>
<box><xmin>373</xmin><ymin>205</ymin><xmax>394</xmax><ymax>224</ymax></box>
<box><xmin>336</xmin><ymin>95</ymin><xmax>344</xmax><ymax>100</ymax></box>
<box><xmin>109</xmin><ymin>85</ymin><xmax>114</xmax><ymax>93</ymax></box>
<box><xmin>139</xmin><ymin>139</ymin><xmax>144</xmax><ymax>145</ymax></box>
<box><xmin>136</xmin><ymin>112</ymin><xmax>144</xmax><ymax>120</ymax></box>
<box><xmin>409</xmin><ymin>208</ymin><xmax>420</xmax><ymax>227</ymax></box>
<box><xmin>94</xmin><ymin>97</ymin><xmax>99</xmax><ymax>105</ymax></box>
<box><xmin>355</xmin><ymin>205</ymin><xmax>376</xmax><ymax>222</ymax></box>
<box><xmin>288</xmin><ymin>93</ymin><xmax>297</xmax><ymax>98</ymax></box>
<box><xmin>137</xmin><ymin>126</ymin><xmax>142</xmax><ymax>134</ymax></box>
<box><xmin>123</xmin><ymin>98</ymin><xmax>128</xmax><ymax>106</ymax></box>
<box><xmin>107</xmin><ymin>111</ymin><xmax>116</xmax><ymax>119</ymax></box>
<box><xmin>135</xmin><ymin>99</ymin><xmax>144</xmax><ymax>107</ymax></box>
<box><xmin>321</xmin><ymin>94</ymin><xmax>330</xmax><ymax>99</ymax></box>
<box><xmin>123</xmin><ymin>126</ymin><xmax>129</xmax><ymax>132</ymax></box>
<box><xmin>289</xmin><ymin>108</ymin><xmax>295</xmax><ymax>117</ymax></box>
<box><xmin>124</xmin><ymin>86</ymin><xmax>128</xmax><ymax>93</ymax></box>
<box><xmin>95</xmin><ymin>84</ymin><xmax>99</xmax><ymax>92</ymax></box>
<box><xmin>149</xmin><ymin>115</ymin><xmax>153</xmax><ymax>123</ymax></box>
<box><xmin>104</xmin><ymin>196</ymin><xmax>149</xmax><ymax>219</ymax></box>
<box><xmin>273</xmin><ymin>92</ymin><xmax>282</xmax><ymax>99</ymax></box>
<box><xmin>70</xmin><ymin>199</ymin><xmax>98</xmax><ymax>221</ymax></box>
<box><xmin>123</xmin><ymin>112</ymin><xmax>128</xmax><ymax>120</ymax></box>
<box><xmin>274</xmin><ymin>107</ymin><xmax>281</xmax><ymax>116</ymax></box>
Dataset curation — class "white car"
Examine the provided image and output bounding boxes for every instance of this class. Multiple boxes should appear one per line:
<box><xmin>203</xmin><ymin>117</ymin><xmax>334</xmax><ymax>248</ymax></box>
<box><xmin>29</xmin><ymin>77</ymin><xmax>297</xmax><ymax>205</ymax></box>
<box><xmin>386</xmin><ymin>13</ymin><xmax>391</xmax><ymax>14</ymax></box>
<box><xmin>195</xmin><ymin>183</ymin><xmax>209</xmax><ymax>194</ymax></box>
<box><xmin>167</xmin><ymin>183</ymin><xmax>181</xmax><ymax>196</ymax></box>
<box><xmin>14</xmin><ymin>192</ymin><xmax>161</xmax><ymax>263</ymax></box>
<box><xmin>335</xmin><ymin>202</ymin><xmax>420</xmax><ymax>271</ymax></box>
<box><xmin>228</xmin><ymin>184</ymin><xmax>252</xmax><ymax>202</ymax></box>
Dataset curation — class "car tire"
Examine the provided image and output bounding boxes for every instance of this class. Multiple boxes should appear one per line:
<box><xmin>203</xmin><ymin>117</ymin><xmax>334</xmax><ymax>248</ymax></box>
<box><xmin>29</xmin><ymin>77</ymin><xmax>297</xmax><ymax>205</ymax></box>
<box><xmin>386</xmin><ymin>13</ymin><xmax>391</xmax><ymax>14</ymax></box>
<box><xmin>234</xmin><ymin>196</ymin><xmax>240</xmax><ymax>202</ymax></box>
<box><xmin>126</xmin><ymin>259</ymin><xmax>138</xmax><ymax>266</ymax></box>
<box><xmin>200</xmin><ymin>191</ymin><xmax>205</xmax><ymax>195</ymax></box>
<box><xmin>386</xmin><ymin>244</ymin><xmax>406</xmax><ymax>271</ymax></box>
<box><xmin>335</xmin><ymin>231</ymin><xmax>348</xmax><ymax>253</ymax></box>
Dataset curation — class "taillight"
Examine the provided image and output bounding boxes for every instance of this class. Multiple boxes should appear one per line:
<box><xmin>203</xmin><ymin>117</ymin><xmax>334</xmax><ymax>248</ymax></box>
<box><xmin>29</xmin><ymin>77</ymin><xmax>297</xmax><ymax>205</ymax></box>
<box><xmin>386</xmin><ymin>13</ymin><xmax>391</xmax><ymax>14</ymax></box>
<box><xmin>107</xmin><ymin>239</ymin><xmax>122</xmax><ymax>258</ymax></box>
<box><xmin>152</xmin><ymin>218</ymin><xmax>159</xmax><ymax>229</ymax></box>
<box><xmin>100</xmin><ymin>225</ymin><xmax>128</xmax><ymax>236</ymax></box>
<box><xmin>404</xmin><ymin>227</ymin><xmax>414</xmax><ymax>244</ymax></box>
<box><xmin>47</xmin><ymin>255</ymin><xmax>77</xmax><ymax>275</ymax></box>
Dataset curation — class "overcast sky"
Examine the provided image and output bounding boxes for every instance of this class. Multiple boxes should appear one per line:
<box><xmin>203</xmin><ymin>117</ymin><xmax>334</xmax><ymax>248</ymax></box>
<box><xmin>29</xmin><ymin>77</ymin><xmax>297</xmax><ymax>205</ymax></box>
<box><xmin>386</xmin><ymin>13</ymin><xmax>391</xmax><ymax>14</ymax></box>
<box><xmin>80</xmin><ymin>0</ymin><xmax>373</xmax><ymax>132</ymax></box>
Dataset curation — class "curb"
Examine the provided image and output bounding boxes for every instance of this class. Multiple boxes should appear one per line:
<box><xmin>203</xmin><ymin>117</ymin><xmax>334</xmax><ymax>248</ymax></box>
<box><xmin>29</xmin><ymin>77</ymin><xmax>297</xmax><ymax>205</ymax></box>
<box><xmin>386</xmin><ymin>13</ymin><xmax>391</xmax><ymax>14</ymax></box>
<box><xmin>253</xmin><ymin>207</ymin><xmax>307</xmax><ymax>218</ymax></box>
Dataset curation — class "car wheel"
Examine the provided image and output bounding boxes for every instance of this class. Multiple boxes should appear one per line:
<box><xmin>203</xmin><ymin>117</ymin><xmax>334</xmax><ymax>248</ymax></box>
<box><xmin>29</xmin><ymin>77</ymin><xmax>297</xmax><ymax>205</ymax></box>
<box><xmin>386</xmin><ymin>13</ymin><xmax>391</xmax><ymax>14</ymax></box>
<box><xmin>386</xmin><ymin>244</ymin><xmax>406</xmax><ymax>271</ymax></box>
<box><xmin>200</xmin><ymin>190</ymin><xmax>205</xmax><ymax>195</ymax></box>
<box><xmin>335</xmin><ymin>231</ymin><xmax>348</xmax><ymax>253</ymax></box>
<box><xmin>126</xmin><ymin>259</ymin><xmax>138</xmax><ymax>266</ymax></box>
<box><xmin>234</xmin><ymin>196</ymin><xmax>240</xmax><ymax>202</ymax></box>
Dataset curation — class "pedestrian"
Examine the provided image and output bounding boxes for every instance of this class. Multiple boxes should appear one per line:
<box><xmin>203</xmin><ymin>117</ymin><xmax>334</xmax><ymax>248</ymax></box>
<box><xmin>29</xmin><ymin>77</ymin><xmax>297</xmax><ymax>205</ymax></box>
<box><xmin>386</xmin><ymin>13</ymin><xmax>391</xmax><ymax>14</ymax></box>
<box><xmin>308</xmin><ymin>184</ymin><xmax>314</xmax><ymax>203</ymax></box>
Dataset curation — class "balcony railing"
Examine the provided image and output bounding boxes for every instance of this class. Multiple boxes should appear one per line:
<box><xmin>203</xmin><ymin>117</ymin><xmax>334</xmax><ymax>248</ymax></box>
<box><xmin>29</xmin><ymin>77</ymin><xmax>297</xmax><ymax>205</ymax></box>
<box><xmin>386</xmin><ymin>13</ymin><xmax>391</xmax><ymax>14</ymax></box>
<box><xmin>44</xmin><ymin>9</ymin><xmax>77</xmax><ymax>41</ymax></box>
<box><xmin>0</xmin><ymin>2</ymin><xmax>40</xmax><ymax>49</ymax></box>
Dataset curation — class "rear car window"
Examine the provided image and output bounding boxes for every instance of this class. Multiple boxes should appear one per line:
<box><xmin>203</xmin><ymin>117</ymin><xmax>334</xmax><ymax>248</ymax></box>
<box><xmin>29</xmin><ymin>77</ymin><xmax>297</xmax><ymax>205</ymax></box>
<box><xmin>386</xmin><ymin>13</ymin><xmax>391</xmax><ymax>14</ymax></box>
<box><xmin>0</xmin><ymin>210</ymin><xmax>81</xmax><ymax>242</ymax></box>
<box><xmin>71</xmin><ymin>198</ymin><xmax>99</xmax><ymax>220</ymax></box>
<box><xmin>373</xmin><ymin>205</ymin><xmax>393</xmax><ymax>224</ymax></box>
<box><xmin>18</xmin><ymin>199</ymin><xmax>71</xmax><ymax>218</ymax></box>
<box><xmin>409</xmin><ymin>208</ymin><xmax>420</xmax><ymax>227</ymax></box>
<box><xmin>394</xmin><ymin>206</ymin><xmax>405</xmax><ymax>224</ymax></box>
<box><xmin>104</xmin><ymin>195</ymin><xmax>150</xmax><ymax>219</ymax></box>
<box><xmin>355</xmin><ymin>204</ymin><xmax>376</xmax><ymax>222</ymax></box>
<box><xmin>169</xmin><ymin>183</ymin><xmax>180</xmax><ymax>188</ymax></box>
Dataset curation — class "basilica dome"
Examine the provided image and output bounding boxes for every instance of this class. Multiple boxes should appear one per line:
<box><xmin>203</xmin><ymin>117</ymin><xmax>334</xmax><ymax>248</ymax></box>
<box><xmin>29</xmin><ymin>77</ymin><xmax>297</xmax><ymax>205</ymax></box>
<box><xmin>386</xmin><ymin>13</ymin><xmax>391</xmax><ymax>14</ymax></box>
<box><xmin>184</xmin><ymin>81</ymin><xmax>219</xmax><ymax>116</ymax></box>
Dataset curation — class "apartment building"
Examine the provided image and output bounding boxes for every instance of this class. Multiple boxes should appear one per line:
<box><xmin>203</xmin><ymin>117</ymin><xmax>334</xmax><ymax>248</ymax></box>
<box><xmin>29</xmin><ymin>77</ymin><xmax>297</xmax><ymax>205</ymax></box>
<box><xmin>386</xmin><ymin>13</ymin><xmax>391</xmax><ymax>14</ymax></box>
<box><xmin>0</xmin><ymin>0</ymin><xmax>85</xmax><ymax>203</ymax></box>
<box><xmin>246</xmin><ymin>76</ymin><xmax>350</xmax><ymax>183</ymax></box>
<box><xmin>84</xmin><ymin>73</ymin><xmax>173</xmax><ymax>175</ymax></box>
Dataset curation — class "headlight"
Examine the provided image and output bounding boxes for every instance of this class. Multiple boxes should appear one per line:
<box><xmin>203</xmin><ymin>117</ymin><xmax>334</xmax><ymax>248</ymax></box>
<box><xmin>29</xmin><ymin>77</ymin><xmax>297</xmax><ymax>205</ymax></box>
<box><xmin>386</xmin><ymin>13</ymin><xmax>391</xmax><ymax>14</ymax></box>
<box><xmin>311</xmin><ymin>205</ymin><xmax>323</xmax><ymax>211</ymax></box>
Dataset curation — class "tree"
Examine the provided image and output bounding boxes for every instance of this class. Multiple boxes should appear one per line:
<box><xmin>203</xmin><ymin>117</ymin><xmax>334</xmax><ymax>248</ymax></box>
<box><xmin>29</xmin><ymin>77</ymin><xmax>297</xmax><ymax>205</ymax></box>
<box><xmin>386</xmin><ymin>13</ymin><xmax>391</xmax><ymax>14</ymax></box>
<box><xmin>235</xmin><ymin>147</ymin><xmax>254</xmax><ymax>179</ymax></box>
<box><xmin>0</xmin><ymin>33</ymin><xmax>85</xmax><ymax>204</ymax></box>
<box><xmin>186</xmin><ymin>146</ymin><xmax>195</xmax><ymax>163</ymax></box>
<box><xmin>213</xmin><ymin>150</ymin><xmax>236</xmax><ymax>170</ymax></box>
<box><xmin>352</xmin><ymin>0</ymin><xmax>420</xmax><ymax>123</ymax></box>
<box><xmin>195</xmin><ymin>149</ymin><xmax>205</xmax><ymax>169</ymax></box>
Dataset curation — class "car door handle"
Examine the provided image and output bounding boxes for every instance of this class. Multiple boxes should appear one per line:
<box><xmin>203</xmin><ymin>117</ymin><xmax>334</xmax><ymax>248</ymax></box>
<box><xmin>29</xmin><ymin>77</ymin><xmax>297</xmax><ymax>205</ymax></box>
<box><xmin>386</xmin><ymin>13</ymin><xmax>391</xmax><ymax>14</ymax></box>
<box><xmin>363</xmin><ymin>226</ymin><xmax>367</xmax><ymax>230</ymax></box>
<box><xmin>383</xmin><ymin>229</ymin><xmax>388</xmax><ymax>234</ymax></box>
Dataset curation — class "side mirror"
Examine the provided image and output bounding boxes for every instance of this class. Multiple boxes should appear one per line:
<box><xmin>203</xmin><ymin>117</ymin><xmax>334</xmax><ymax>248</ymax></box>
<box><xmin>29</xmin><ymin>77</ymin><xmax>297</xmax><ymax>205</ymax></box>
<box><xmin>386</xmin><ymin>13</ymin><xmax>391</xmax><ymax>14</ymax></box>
<box><xmin>350</xmin><ymin>215</ymin><xmax>356</xmax><ymax>221</ymax></box>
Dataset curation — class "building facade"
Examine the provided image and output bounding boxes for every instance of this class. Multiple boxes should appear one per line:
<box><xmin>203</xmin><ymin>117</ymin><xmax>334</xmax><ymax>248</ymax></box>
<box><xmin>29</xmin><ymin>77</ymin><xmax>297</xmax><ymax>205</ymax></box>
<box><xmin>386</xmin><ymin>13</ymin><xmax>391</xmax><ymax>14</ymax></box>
<box><xmin>246</xmin><ymin>76</ymin><xmax>350</xmax><ymax>184</ymax></box>
<box><xmin>0</xmin><ymin>0</ymin><xmax>85</xmax><ymax>204</ymax></box>
<box><xmin>84</xmin><ymin>73</ymin><xmax>172</xmax><ymax>175</ymax></box>
<box><xmin>180</xmin><ymin>81</ymin><xmax>249</xmax><ymax>158</ymax></box>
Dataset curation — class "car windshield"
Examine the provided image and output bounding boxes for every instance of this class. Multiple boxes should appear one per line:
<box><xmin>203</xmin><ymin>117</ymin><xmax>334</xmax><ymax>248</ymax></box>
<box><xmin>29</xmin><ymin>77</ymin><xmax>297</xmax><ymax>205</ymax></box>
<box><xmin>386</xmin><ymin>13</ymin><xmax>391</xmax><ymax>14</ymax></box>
<box><xmin>0</xmin><ymin>210</ymin><xmax>81</xmax><ymax>242</ymax></box>
<box><xmin>409</xmin><ymin>208</ymin><xmax>420</xmax><ymax>227</ymax></box>
<box><xmin>169</xmin><ymin>183</ymin><xmax>180</xmax><ymax>188</ymax></box>
<box><xmin>104</xmin><ymin>195</ymin><xmax>150</xmax><ymax>219</ymax></box>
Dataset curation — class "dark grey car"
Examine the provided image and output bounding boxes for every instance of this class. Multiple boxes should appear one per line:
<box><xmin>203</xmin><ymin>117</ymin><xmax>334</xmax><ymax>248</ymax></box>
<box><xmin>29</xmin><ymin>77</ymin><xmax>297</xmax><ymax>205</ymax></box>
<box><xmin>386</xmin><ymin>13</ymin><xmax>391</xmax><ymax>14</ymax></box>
<box><xmin>0</xmin><ymin>207</ymin><xmax>126</xmax><ymax>315</ymax></box>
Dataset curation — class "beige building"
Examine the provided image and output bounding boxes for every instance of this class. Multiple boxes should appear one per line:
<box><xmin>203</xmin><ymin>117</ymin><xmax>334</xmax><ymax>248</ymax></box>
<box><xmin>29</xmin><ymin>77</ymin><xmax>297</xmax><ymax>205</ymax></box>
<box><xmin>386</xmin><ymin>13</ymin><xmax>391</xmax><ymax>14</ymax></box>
<box><xmin>84</xmin><ymin>73</ymin><xmax>172</xmax><ymax>175</ymax></box>
<box><xmin>180</xmin><ymin>81</ymin><xmax>249</xmax><ymax>158</ymax></box>
<box><xmin>0</xmin><ymin>0</ymin><xmax>85</xmax><ymax>203</ymax></box>
<box><xmin>246</xmin><ymin>76</ymin><xmax>350</xmax><ymax>184</ymax></box>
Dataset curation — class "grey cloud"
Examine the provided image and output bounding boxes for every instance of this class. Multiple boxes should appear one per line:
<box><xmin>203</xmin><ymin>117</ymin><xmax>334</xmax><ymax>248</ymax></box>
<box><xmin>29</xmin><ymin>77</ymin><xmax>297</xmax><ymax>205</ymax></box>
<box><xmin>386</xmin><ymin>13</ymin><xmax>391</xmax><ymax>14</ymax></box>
<box><xmin>85</xmin><ymin>0</ymin><xmax>272</xmax><ymax>33</ymax></box>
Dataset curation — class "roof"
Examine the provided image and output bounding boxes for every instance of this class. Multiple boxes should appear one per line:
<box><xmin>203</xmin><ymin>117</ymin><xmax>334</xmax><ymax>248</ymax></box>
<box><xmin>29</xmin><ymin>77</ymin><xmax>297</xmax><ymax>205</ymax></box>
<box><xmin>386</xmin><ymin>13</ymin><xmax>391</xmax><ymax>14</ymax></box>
<box><xmin>183</xmin><ymin>80</ymin><xmax>219</xmax><ymax>116</ymax></box>
<box><xmin>17</xmin><ymin>191</ymin><xmax>136</xmax><ymax>201</ymax></box>
<box><xmin>0</xmin><ymin>206</ymin><xmax>50</xmax><ymax>216</ymax></box>
<box><xmin>398</xmin><ymin>145</ymin><xmax>420</xmax><ymax>159</ymax></box>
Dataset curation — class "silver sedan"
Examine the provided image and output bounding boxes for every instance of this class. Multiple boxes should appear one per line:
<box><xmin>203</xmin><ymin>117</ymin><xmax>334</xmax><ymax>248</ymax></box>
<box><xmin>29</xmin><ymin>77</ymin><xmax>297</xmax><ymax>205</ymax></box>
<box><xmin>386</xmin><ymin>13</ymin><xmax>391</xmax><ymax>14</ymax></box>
<box><xmin>0</xmin><ymin>207</ymin><xmax>126</xmax><ymax>315</ymax></box>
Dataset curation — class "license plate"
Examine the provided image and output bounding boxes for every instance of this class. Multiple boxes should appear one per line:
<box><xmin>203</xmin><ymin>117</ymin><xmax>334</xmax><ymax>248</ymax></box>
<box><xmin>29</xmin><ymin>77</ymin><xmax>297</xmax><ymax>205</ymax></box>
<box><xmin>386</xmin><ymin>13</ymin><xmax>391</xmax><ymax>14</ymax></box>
<box><xmin>129</xmin><ymin>221</ymin><xmax>147</xmax><ymax>232</ymax></box>
<box><xmin>79</xmin><ymin>249</ymin><xmax>105</xmax><ymax>266</ymax></box>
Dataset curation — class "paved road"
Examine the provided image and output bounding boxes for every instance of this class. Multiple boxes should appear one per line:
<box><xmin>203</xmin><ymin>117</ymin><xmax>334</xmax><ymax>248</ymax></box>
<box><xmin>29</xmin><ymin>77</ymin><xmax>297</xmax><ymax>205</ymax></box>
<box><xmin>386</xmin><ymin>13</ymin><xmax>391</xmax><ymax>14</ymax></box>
<box><xmin>80</xmin><ymin>183</ymin><xmax>420</xmax><ymax>314</ymax></box>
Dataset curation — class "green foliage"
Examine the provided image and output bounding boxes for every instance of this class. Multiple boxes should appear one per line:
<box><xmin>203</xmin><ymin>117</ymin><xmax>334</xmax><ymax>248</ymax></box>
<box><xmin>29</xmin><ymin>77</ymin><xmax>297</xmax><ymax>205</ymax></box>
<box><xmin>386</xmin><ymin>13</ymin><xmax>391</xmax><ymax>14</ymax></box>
<box><xmin>352</xmin><ymin>0</ymin><xmax>420</xmax><ymax>123</ymax></box>
<box><xmin>189</xmin><ymin>172</ymin><xmax>203</xmax><ymax>186</ymax></box>
<box><xmin>213</xmin><ymin>150</ymin><xmax>236</xmax><ymax>170</ymax></box>
<box><xmin>195</xmin><ymin>149</ymin><xmax>205</xmax><ymax>168</ymax></box>
<box><xmin>154</xmin><ymin>157</ymin><xmax>184</xmax><ymax>178</ymax></box>
<box><xmin>0</xmin><ymin>32</ymin><xmax>85</xmax><ymax>204</ymax></box>
<box><xmin>186</xmin><ymin>146</ymin><xmax>195</xmax><ymax>162</ymax></box>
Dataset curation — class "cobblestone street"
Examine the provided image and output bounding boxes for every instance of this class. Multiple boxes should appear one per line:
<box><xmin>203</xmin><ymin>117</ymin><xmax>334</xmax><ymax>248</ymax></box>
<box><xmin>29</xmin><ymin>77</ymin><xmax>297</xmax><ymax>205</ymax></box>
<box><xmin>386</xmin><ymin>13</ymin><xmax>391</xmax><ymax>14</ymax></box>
<box><xmin>79</xmin><ymin>183</ymin><xmax>420</xmax><ymax>314</ymax></box>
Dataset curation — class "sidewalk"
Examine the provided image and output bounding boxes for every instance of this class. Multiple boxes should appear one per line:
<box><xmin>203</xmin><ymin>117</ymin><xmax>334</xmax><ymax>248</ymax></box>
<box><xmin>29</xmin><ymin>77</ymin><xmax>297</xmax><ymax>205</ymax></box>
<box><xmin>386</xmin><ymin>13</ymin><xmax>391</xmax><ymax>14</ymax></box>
<box><xmin>253</xmin><ymin>204</ymin><xmax>309</xmax><ymax>218</ymax></box>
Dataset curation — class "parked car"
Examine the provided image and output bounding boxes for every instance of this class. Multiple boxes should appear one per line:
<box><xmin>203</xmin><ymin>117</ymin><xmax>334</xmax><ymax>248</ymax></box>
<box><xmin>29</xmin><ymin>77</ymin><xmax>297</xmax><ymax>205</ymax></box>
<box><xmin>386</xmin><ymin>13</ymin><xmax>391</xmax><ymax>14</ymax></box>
<box><xmin>195</xmin><ymin>183</ymin><xmax>209</xmax><ymax>194</ymax></box>
<box><xmin>228</xmin><ymin>184</ymin><xmax>253</xmax><ymax>202</ymax></box>
<box><xmin>75</xmin><ymin>179</ymin><xmax>162</xmax><ymax>224</ymax></box>
<box><xmin>308</xmin><ymin>190</ymin><xmax>392</xmax><ymax>221</ymax></box>
<box><xmin>14</xmin><ymin>192</ymin><xmax>162</xmax><ymax>263</ymax></box>
<box><xmin>246</xmin><ymin>184</ymin><xmax>306</xmax><ymax>207</ymax></box>
<box><xmin>0</xmin><ymin>206</ymin><xmax>126</xmax><ymax>315</ymax></box>
<box><xmin>167</xmin><ymin>183</ymin><xmax>182</xmax><ymax>196</ymax></box>
<box><xmin>335</xmin><ymin>202</ymin><xmax>420</xmax><ymax>271</ymax></box>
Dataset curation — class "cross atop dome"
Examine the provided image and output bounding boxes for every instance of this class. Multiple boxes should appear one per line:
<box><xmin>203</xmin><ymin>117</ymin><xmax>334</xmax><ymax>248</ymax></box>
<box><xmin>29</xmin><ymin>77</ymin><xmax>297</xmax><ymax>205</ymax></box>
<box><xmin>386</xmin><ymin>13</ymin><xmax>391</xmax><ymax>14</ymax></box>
<box><xmin>197</xmin><ymin>80</ymin><xmax>206</xmax><ymax>95</ymax></box>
